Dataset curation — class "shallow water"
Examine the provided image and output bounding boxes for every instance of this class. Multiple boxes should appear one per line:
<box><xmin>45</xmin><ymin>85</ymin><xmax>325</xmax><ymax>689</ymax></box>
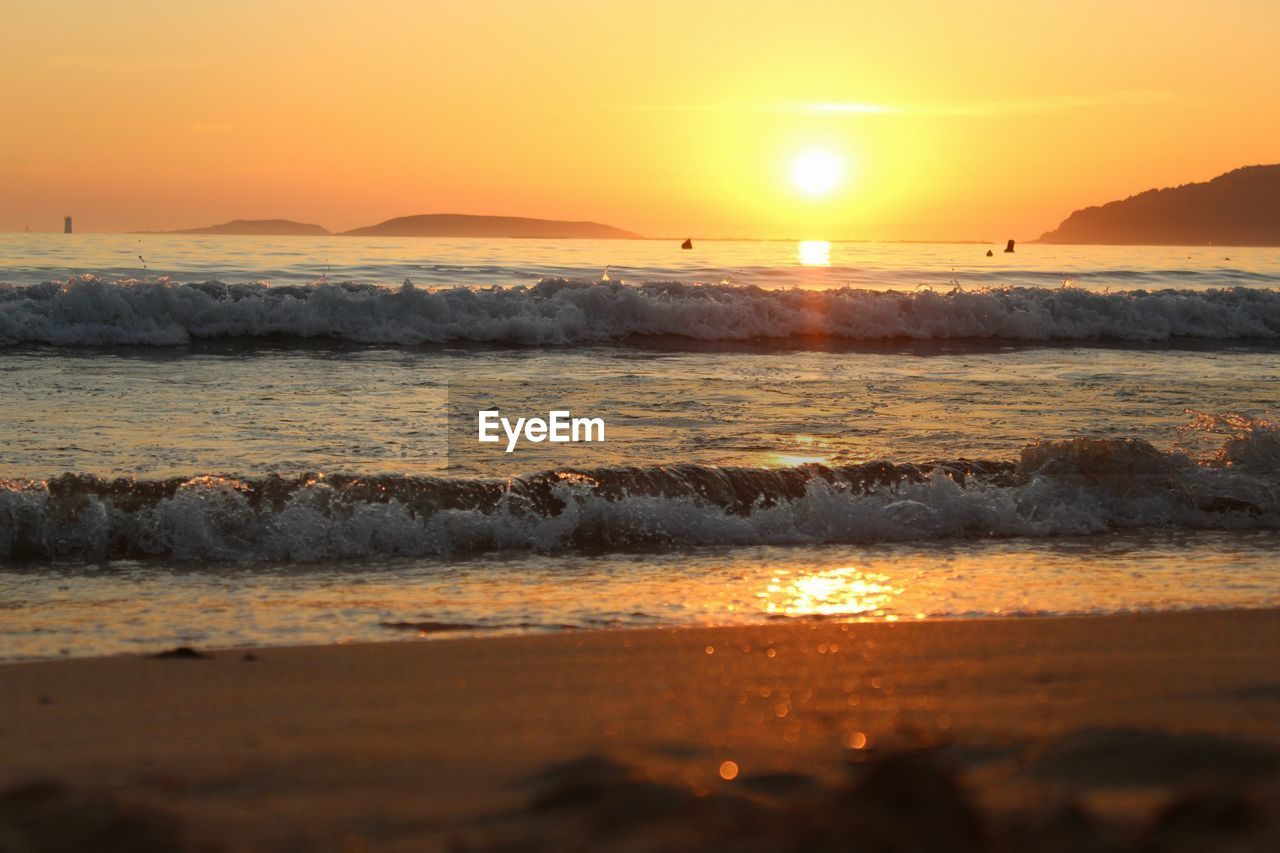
<box><xmin>3</xmin><ymin>531</ymin><xmax>1278</xmax><ymax>660</ymax></box>
<box><xmin>4</xmin><ymin>234</ymin><xmax>1278</xmax><ymax>291</ymax></box>
<box><xmin>2</xmin><ymin>236</ymin><xmax>1278</xmax><ymax>658</ymax></box>
<box><xmin>2</xmin><ymin>344</ymin><xmax>1277</xmax><ymax>478</ymax></box>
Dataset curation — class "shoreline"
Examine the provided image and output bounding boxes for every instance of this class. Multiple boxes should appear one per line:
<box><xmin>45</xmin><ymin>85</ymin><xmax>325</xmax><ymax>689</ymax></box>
<box><xmin>4</xmin><ymin>603</ymin><xmax>1279</xmax><ymax>665</ymax></box>
<box><xmin>2</xmin><ymin>608</ymin><xmax>1277</xmax><ymax>849</ymax></box>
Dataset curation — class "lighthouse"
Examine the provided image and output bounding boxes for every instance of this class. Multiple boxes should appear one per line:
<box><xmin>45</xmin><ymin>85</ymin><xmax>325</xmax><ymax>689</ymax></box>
<box><xmin>64</xmin><ymin>216</ymin><xmax>73</xmax><ymax>234</ymax></box>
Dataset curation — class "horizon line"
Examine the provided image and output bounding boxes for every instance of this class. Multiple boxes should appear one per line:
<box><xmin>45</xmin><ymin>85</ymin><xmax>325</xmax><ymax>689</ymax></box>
<box><xmin>1</xmin><ymin>229</ymin><xmax>1007</xmax><ymax>245</ymax></box>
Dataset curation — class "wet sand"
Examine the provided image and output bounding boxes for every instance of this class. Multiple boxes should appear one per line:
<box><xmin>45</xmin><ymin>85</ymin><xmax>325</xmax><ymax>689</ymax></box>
<box><xmin>1</xmin><ymin>609</ymin><xmax>1278</xmax><ymax>851</ymax></box>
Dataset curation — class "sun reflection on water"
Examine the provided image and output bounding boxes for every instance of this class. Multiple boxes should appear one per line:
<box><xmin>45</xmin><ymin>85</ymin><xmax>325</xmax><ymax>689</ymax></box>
<box><xmin>759</xmin><ymin>434</ymin><xmax>837</xmax><ymax>468</ymax></box>
<box><xmin>757</xmin><ymin>566</ymin><xmax>899</xmax><ymax>618</ymax></box>
<box><xmin>797</xmin><ymin>240</ymin><xmax>831</xmax><ymax>266</ymax></box>
<box><xmin>766</xmin><ymin>453</ymin><xmax>832</xmax><ymax>466</ymax></box>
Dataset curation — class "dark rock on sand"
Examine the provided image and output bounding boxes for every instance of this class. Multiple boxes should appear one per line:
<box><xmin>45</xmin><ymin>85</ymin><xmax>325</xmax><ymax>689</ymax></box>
<box><xmin>380</xmin><ymin>620</ymin><xmax>481</xmax><ymax>633</ymax></box>
<box><xmin>420</xmin><ymin>742</ymin><xmax>1280</xmax><ymax>851</ymax></box>
<box><xmin>149</xmin><ymin>647</ymin><xmax>211</xmax><ymax>660</ymax></box>
<box><xmin>1001</xmin><ymin>802</ymin><xmax>1120</xmax><ymax>853</ymax></box>
<box><xmin>525</xmin><ymin>755</ymin><xmax>694</xmax><ymax>829</ymax></box>
<box><xmin>0</xmin><ymin>781</ymin><xmax>186</xmax><ymax>853</ymax></box>
<box><xmin>1140</xmin><ymin>792</ymin><xmax>1273</xmax><ymax>853</ymax></box>
<box><xmin>817</xmin><ymin>752</ymin><xmax>986</xmax><ymax>852</ymax></box>
<box><xmin>1025</xmin><ymin>729</ymin><xmax>1280</xmax><ymax>788</ymax></box>
<box><xmin>736</xmin><ymin>770</ymin><xmax>817</xmax><ymax>795</ymax></box>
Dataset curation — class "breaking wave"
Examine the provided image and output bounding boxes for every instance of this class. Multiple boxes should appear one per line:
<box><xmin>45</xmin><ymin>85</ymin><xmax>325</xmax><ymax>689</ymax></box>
<box><xmin>3</xmin><ymin>424</ymin><xmax>1278</xmax><ymax>562</ymax></box>
<box><xmin>3</xmin><ymin>276</ymin><xmax>1280</xmax><ymax>347</ymax></box>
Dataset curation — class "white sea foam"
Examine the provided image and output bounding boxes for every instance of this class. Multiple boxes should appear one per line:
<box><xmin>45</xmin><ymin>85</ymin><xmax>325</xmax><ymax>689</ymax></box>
<box><xmin>2</xmin><ymin>276</ymin><xmax>1280</xmax><ymax>347</ymax></box>
<box><xmin>3</xmin><ymin>428</ymin><xmax>1277</xmax><ymax>563</ymax></box>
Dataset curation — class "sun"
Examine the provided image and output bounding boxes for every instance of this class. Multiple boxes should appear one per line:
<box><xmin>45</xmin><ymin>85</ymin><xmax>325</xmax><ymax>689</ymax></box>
<box><xmin>791</xmin><ymin>150</ymin><xmax>844</xmax><ymax>196</ymax></box>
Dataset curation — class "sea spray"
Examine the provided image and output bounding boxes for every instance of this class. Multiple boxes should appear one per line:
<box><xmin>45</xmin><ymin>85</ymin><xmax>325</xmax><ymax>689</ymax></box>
<box><xmin>3</xmin><ymin>429</ymin><xmax>1278</xmax><ymax>563</ymax></box>
<box><xmin>3</xmin><ymin>276</ymin><xmax>1280</xmax><ymax>347</ymax></box>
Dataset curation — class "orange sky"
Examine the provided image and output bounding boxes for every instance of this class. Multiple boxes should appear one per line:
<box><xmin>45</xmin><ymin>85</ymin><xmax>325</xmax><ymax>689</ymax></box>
<box><xmin>3</xmin><ymin>0</ymin><xmax>1278</xmax><ymax>240</ymax></box>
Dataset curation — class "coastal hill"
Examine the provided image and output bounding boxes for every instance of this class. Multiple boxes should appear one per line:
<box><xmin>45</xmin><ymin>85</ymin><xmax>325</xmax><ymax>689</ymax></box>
<box><xmin>1037</xmin><ymin>164</ymin><xmax>1280</xmax><ymax>246</ymax></box>
<box><xmin>341</xmin><ymin>214</ymin><xmax>641</xmax><ymax>239</ymax></box>
<box><xmin>167</xmin><ymin>219</ymin><xmax>332</xmax><ymax>236</ymax></box>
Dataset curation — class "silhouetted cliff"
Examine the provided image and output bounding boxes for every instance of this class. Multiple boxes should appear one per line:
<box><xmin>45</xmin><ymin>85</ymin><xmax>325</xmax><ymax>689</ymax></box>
<box><xmin>170</xmin><ymin>219</ymin><xmax>331</xmax><ymax>236</ymax></box>
<box><xmin>1037</xmin><ymin>165</ymin><xmax>1280</xmax><ymax>246</ymax></box>
<box><xmin>342</xmin><ymin>214</ymin><xmax>640</xmax><ymax>239</ymax></box>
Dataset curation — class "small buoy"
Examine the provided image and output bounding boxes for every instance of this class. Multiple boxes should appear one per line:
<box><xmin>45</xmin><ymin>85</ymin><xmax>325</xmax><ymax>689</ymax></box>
<box><xmin>985</xmin><ymin>249</ymin><xmax>994</xmax><ymax>257</ymax></box>
<box><xmin>1004</xmin><ymin>239</ymin><xmax>1015</xmax><ymax>253</ymax></box>
<box><xmin>681</xmin><ymin>238</ymin><xmax>693</xmax><ymax>250</ymax></box>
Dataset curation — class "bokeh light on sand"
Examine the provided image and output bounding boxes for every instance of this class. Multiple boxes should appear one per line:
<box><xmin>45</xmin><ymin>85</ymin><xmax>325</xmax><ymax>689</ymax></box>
<box><xmin>844</xmin><ymin>731</ymin><xmax>869</xmax><ymax>750</ymax></box>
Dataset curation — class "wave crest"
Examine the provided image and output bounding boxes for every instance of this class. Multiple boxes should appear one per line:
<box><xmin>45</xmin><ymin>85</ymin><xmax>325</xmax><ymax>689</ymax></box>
<box><xmin>3</xmin><ymin>276</ymin><xmax>1280</xmax><ymax>346</ymax></box>
<box><xmin>3</xmin><ymin>429</ymin><xmax>1278</xmax><ymax>562</ymax></box>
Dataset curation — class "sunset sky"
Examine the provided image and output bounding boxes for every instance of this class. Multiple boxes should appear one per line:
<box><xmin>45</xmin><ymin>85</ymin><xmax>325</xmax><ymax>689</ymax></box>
<box><xmin>3</xmin><ymin>0</ymin><xmax>1278</xmax><ymax>240</ymax></box>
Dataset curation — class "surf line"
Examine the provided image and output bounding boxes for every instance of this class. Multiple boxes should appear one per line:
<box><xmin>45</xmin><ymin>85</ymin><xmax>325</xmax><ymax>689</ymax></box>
<box><xmin>478</xmin><ymin>410</ymin><xmax>606</xmax><ymax>453</ymax></box>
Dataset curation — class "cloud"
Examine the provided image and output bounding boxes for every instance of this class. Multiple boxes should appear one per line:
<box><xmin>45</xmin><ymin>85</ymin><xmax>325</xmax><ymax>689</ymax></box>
<box><xmin>795</xmin><ymin>90</ymin><xmax>1174</xmax><ymax>117</ymax></box>
<box><xmin>608</xmin><ymin>91</ymin><xmax>1172</xmax><ymax>118</ymax></box>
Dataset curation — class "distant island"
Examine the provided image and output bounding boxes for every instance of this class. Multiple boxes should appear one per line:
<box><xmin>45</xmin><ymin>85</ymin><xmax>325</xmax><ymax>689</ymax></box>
<box><xmin>166</xmin><ymin>219</ymin><xmax>331</xmax><ymax>236</ymax></box>
<box><xmin>341</xmin><ymin>214</ymin><xmax>640</xmax><ymax>239</ymax></box>
<box><xmin>1037</xmin><ymin>164</ymin><xmax>1280</xmax><ymax>246</ymax></box>
<box><xmin>152</xmin><ymin>213</ymin><xmax>641</xmax><ymax>239</ymax></box>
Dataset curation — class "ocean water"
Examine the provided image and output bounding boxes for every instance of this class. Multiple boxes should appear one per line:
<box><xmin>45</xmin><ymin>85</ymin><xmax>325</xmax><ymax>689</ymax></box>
<box><xmin>2</xmin><ymin>235</ymin><xmax>1279</xmax><ymax>659</ymax></box>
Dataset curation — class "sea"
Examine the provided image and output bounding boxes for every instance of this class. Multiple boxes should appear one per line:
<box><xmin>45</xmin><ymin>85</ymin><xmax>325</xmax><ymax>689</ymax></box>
<box><xmin>2</xmin><ymin>234</ymin><xmax>1279</xmax><ymax>659</ymax></box>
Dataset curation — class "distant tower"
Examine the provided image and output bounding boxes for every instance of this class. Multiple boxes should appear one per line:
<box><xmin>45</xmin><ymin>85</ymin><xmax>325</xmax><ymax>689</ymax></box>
<box><xmin>64</xmin><ymin>216</ymin><xmax>73</xmax><ymax>234</ymax></box>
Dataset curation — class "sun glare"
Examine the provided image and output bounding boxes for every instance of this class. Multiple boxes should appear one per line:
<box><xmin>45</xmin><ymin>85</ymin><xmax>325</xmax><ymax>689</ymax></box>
<box><xmin>791</xmin><ymin>150</ymin><xmax>844</xmax><ymax>196</ymax></box>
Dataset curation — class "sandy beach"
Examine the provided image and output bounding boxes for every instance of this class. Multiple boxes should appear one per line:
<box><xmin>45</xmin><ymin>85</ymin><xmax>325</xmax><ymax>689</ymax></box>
<box><xmin>1</xmin><ymin>609</ymin><xmax>1277</xmax><ymax>851</ymax></box>
<box><xmin>7</xmin><ymin>2</ymin><xmax>1280</xmax><ymax>850</ymax></box>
